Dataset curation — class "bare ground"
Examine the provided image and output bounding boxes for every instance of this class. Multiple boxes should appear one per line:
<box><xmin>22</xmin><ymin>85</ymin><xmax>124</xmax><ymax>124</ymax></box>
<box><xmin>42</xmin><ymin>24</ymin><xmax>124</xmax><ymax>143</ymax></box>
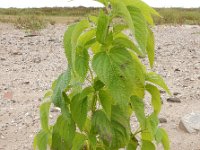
<box><xmin>0</xmin><ymin>23</ymin><xmax>200</xmax><ymax>150</ymax></box>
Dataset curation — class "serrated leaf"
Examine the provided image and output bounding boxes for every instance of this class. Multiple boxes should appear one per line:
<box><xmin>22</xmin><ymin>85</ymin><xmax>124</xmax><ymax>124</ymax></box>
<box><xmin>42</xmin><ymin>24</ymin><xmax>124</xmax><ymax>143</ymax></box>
<box><xmin>127</xmin><ymin>6</ymin><xmax>148</xmax><ymax>53</ymax></box>
<box><xmin>130</xmin><ymin>96</ymin><xmax>145</xmax><ymax>126</ymax></box>
<box><xmin>52</xmin><ymin>70</ymin><xmax>71</xmax><ymax>107</ymax></box>
<box><xmin>40</xmin><ymin>101</ymin><xmax>51</xmax><ymax>131</ymax></box>
<box><xmin>99</xmin><ymin>90</ymin><xmax>112</xmax><ymax>118</ymax></box>
<box><xmin>141</xmin><ymin>113</ymin><xmax>159</xmax><ymax>141</ymax></box>
<box><xmin>34</xmin><ymin>130</ymin><xmax>49</xmax><ymax>150</ymax></box>
<box><xmin>113</xmin><ymin>24</ymin><xmax>128</xmax><ymax>36</ymax></box>
<box><xmin>91</xmin><ymin>110</ymin><xmax>112</xmax><ymax>145</ymax></box>
<box><xmin>110</xmin><ymin>105</ymin><xmax>130</xmax><ymax>149</ymax></box>
<box><xmin>145</xmin><ymin>72</ymin><xmax>171</xmax><ymax>95</ymax></box>
<box><xmin>92</xmin><ymin>47</ymin><xmax>145</xmax><ymax>106</ymax></box>
<box><xmin>51</xmin><ymin>115</ymin><xmax>76</xmax><ymax>150</ymax></box>
<box><xmin>71</xmin><ymin>20</ymin><xmax>90</xmax><ymax>73</ymax></box>
<box><xmin>146</xmin><ymin>28</ymin><xmax>155</xmax><ymax>68</ymax></box>
<box><xmin>64</xmin><ymin>24</ymin><xmax>76</xmax><ymax>66</ymax></box>
<box><xmin>75</xmin><ymin>47</ymin><xmax>89</xmax><ymax>80</ymax></box>
<box><xmin>110</xmin><ymin>0</ymin><xmax>135</xmax><ymax>36</ymax></box>
<box><xmin>72</xmin><ymin>133</ymin><xmax>87</xmax><ymax>150</ymax></box>
<box><xmin>160</xmin><ymin>128</ymin><xmax>170</xmax><ymax>150</ymax></box>
<box><xmin>146</xmin><ymin>84</ymin><xmax>161</xmax><ymax>115</ymax></box>
<box><xmin>123</xmin><ymin>0</ymin><xmax>160</xmax><ymax>25</ymax></box>
<box><xmin>96</xmin><ymin>10</ymin><xmax>109</xmax><ymax>44</ymax></box>
<box><xmin>113</xmin><ymin>34</ymin><xmax>144</xmax><ymax>56</ymax></box>
<box><xmin>77</xmin><ymin>29</ymin><xmax>96</xmax><ymax>47</ymax></box>
<box><xmin>141</xmin><ymin>140</ymin><xmax>156</xmax><ymax>150</ymax></box>
<box><xmin>155</xmin><ymin>128</ymin><xmax>163</xmax><ymax>143</ymax></box>
<box><xmin>70</xmin><ymin>94</ymin><xmax>88</xmax><ymax>130</ymax></box>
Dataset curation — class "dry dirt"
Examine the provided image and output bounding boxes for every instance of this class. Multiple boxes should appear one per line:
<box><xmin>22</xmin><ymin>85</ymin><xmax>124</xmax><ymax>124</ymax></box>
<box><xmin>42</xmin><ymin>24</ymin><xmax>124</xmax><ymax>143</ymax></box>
<box><xmin>0</xmin><ymin>23</ymin><xmax>200</xmax><ymax>150</ymax></box>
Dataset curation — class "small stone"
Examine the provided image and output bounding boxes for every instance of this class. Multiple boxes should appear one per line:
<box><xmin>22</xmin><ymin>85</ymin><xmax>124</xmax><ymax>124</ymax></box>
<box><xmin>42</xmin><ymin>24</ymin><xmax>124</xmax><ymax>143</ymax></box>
<box><xmin>33</xmin><ymin>57</ymin><xmax>41</xmax><ymax>63</ymax></box>
<box><xmin>167</xmin><ymin>97</ymin><xmax>181</xmax><ymax>103</ymax></box>
<box><xmin>0</xmin><ymin>58</ymin><xmax>6</xmax><ymax>61</ymax></box>
<box><xmin>23</xmin><ymin>81</ymin><xmax>30</xmax><ymax>85</ymax></box>
<box><xmin>160</xmin><ymin>90</ymin><xmax>166</xmax><ymax>94</ymax></box>
<box><xmin>159</xmin><ymin>117</ymin><xmax>167</xmax><ymax>123</ymax></box>
<box><xmin>179</xmin><ymin>112</ymin><xmax>200</xmax><ymax>133</ymax></box>
<box><xmin>173</xmin><ymin>92</ymin><xmax>181</xmax><ymax>96</ymax></box>
<box><xmin>3</xmin><ymin>91</ymin><xmax>13</xmax><ymax>100</ymax></box>
<box><xmin>157</xmin><ymin>46</ymin><xmax>161</xmax><ymax>50</ymax></box>
<box><xmin>12</xmin><ymin>52</ymin><xmax>22</xmax><ymax>56</ymax></box>
<box><xmin>50</xmin><ymin>107</ymin><xmax>61</xmax><ymax>113</ymax></box>
<box><xmin>174</xmin><ymin>68</ymin><xmax>180</xmax><ymax>72</ymax></box>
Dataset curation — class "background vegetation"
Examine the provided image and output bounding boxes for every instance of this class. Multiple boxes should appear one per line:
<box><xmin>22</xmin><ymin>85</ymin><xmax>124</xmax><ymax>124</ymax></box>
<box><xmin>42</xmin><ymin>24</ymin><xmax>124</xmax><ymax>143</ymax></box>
<box><xmin>0</xmin><ymin>7</ymin><xmax>199</xmax><ymax>30</ymax></box>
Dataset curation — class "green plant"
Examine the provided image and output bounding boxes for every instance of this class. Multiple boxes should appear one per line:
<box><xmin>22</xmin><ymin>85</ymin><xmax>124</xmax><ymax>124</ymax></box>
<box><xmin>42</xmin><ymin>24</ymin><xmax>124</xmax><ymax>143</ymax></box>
<box><xmin>34</xmin><ymin>0</ymin><xmax>171</xmax><ymax>149</ymax></box>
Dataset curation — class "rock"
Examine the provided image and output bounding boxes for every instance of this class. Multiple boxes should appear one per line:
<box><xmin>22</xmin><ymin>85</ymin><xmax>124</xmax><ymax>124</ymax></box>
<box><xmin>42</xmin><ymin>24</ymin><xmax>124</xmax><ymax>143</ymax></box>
<box><xmin>174</xmin><ymin>68</ymin><xmax>180</xmax><ymax>72</ymax></box>
<box><xmin>24</xmin><ymin>34</ymin><xmax>38</xmax><ymax>37</ymax></box>
<box><xmin>0</xmin><ymin>57</ymin><xmax>6</xmax><ymax>61</ymax></box>
<box><xmin>173</xmin><ymin>92</ymin><xmax>181</xmax><ymax>96</ymax></box>
<box><xmin>179</xmin><ymin>112</ymin><xmax>200</xmax><ymax>133</ymax></box>
<box><xmin>33</xmin><ymin>57</ymin><xmax>41</xmax><ymax>63</ymax></box>
<box><xmin>3</xmin><ymin>91</ymin><xmax>13</xmax><ymax>100</ymax></box>
<box><xmin>50</xmin><ymin>107</ymin><xmax>61</xmax><ymax>113</ymax></box>
<box><xmin>167</xmin><ymin>97</ymin><xmax>181</xmax><ymax>103</ymax></box>
<box><xmin>159</xmin><ymin>117</ymin><xmax>167</xmax><ymax>123</ymax></box>
<box><xmin>12</xmin><ymin>52</ymin><xmax>22</xmax><ymax>56</ymax></box>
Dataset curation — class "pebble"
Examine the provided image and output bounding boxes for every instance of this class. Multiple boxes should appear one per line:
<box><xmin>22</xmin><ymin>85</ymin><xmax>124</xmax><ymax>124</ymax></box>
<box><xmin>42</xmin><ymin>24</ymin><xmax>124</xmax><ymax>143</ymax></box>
<box><xmin>173</xmin><ymin>92</ymin><xmax>181</xmax><ymax>96</ymax></box>
<box><xmin>179</xmin><ymin>112</ymin><xmax>200</xmax><ymax>133</ymax></box>
<box><xmin>159</xmin><ymin>117</ymin><xmax>167</xmax><ymax>123</ymax></box>
<box><xmin>167</xmin><ymin>97</ymin><xmax>181</xmax><ymax>103</ymax></box>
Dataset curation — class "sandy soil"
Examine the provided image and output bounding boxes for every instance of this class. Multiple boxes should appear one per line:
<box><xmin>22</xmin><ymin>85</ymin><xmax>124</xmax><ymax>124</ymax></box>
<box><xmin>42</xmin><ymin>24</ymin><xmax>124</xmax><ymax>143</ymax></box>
<box><xmin>0</xmin><ymin>23</ymin><xmax>200</xmax><ymax>150</ymax></box>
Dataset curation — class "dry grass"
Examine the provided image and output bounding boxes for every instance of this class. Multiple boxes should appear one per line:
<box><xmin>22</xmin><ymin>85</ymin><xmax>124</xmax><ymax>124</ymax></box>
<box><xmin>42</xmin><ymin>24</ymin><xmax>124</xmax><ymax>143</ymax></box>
<box><xmin>0</xmin><ymin>7</ymin><xmax>200</xmax><ymax>31</ymax></box>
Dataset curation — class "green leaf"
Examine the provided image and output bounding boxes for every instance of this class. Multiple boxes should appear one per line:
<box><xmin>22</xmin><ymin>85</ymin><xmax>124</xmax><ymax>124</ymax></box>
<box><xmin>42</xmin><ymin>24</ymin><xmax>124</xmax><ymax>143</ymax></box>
<box><xmin>146</xmin><ymin>28</ymin><xmax>155</xmax><ymax>68</ymax></box>
<box><xmin>141</xmin><ymin>113</ymin><xmax>159</xmax><ymax>141</ymax></box>
<box><xmin>92</xmin><ymin>47</ymin><xmax>145</xmax><ymax>106</ymax></box>
<box><xmin>130</xmin><ymin>96</ymin><xmax>145</xmax><ymax>126</ymax></box>
<box><xmin>64</xmin><ymin>24</ymin><xmax>76</xmax><ymax>66</ymax></box>
<box><xmin>127</xmin><ymin>6</ymin><xmax>148</xmax><ymax>53</ymax></box>
<box><xmin>155</xmin><ymin>128</ymin><xmax>163</xmax><ymax>143</ymax></box>
<box><xmin>72</xmin><ymin>133</ymin><xmax>87</xmax><ymax>150</ymax></box>
<box><xmin>113</xmin><ymin>24</ymin><xmax>128</xmax><ymax>36</ymax></box>
<box><xmin>113</xmin><ymin>33</ymin><xmax>144</xmax><ymax>56</ymax></box>
<box><xmin>40</xmin><ymin>101</ymin><xmax>51</xmax><ymax>131</ymax></box>
<box><xmin>77</xmin><ymin>29</ymin><xmax>96</xmax><ymax>48</ymax></box>
<box><xmin>96</xmin><ymin>10</ymin><xmax>110</xmax><ymax>44</ymax></box>
<box><xmin>34</xmin><ymin>130</ymin><xmax>49</xmax><ymax>150</ymax></box>
<box><xmin>145</xmin><ymin>84</ymin><xmax>161</xmax><ymax>115</ymax></box>
<box><xmin>99</xmin><ymin>90</ymin><xmax>112</xmax><ymax>118</ymax></box>
<box><xmin>127</xmin><ymin>136</ymin><xmax>138</xmax><ymax>150</ymax></box>
<box><xmin>145</xmin><ymin>72</ymin><xmax>171</xmax><ymax>95</ymax></box>
<box><xmin>110</xmin><ymin>105</ymin><xmax>130</xmax><ymax>149</ymax></box>
<box><xmin>71</xmin><ymin>20</ymin><xmax>90</xmax><ymax>73</ymax></box>
<box><xmin>93</xmin><ymin>79</ymin><xmax>105</xmax><ymax>91</ymax></box>
<box><xmin>141</xmin><ymin>140</ymin><xmax>156</xmax><ymax>150</ymax></box>
<box><xmin>75</xmin><ymin>47</ymin><xmax>89</xmax><ymax>80</ymax></box>
<box><xmin>70</xmin><ymin>94</ymin><xmax>88</xmax><ymax>130</ymax></box>
<box><xmin>110</xmin><ymin>0</ymin><xmax>135</xmax><ymax>36</ymax></box>
<box><xmin>91</xmin><ymin>110</ymin><xmax>112</xmax><ymax>145</ymax></box>
<box><xmin>51</xmin><ymin>115</ymin><xmax>76</xmax><ymax>150</ymax></box>
<box><xmin>160</xmin><ymin>128</ymin><xmax>170</xmax><ymax>150</ymax></box>
<box><xmin>123</xmin><ymin>0</ymin><xmax>160</xmax><ymax>25</ymax></box>
<box><xmin>52</xmin><ymin>70</ymin><xmax>71</xmax><ymax>107</ymax></box>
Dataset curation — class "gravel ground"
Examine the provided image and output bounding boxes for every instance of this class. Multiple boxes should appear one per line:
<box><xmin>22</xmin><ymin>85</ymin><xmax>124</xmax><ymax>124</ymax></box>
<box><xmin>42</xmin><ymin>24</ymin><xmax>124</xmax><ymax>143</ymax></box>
<box><xmin>0</xmin><ymin>23</ymin><xmax>200</xmax><ymax>150</ymax></box>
